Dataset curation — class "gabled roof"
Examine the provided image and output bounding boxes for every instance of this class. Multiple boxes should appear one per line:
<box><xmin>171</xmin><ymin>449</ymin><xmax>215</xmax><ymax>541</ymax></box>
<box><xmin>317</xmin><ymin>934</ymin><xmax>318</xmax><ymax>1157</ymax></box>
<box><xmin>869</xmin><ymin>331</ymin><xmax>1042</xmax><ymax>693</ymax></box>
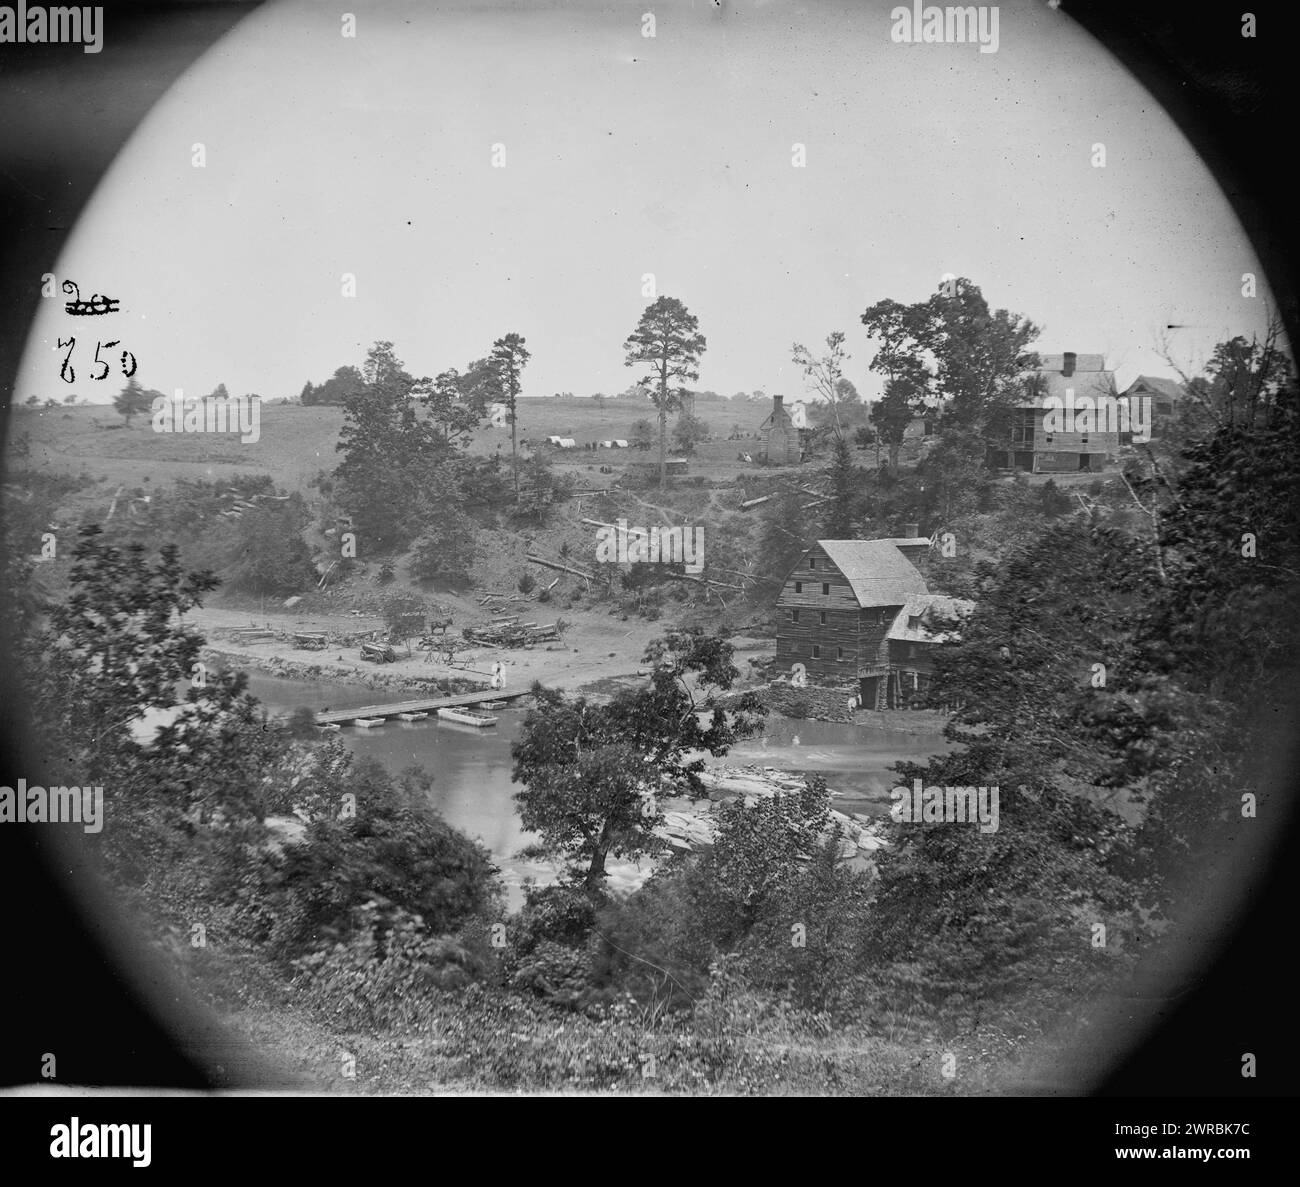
<box><xmin>1018</xmin><ymin>353</ymin><xmax>1115</xmax><ymax>408</ymax></box>
<box><xmin>887</xmin><ymin>594</ymin><xmax>975</xmax><ymax>643</ymax></box>
<box><xmin>800</xmin><ymin>540</ymin><xmax>928</xmax><ymax>608</ymax></box>
<box><xmin>1122</xmin><ymin>375</ymin><xmax>1185</xmax><ymax>402</ymax></box>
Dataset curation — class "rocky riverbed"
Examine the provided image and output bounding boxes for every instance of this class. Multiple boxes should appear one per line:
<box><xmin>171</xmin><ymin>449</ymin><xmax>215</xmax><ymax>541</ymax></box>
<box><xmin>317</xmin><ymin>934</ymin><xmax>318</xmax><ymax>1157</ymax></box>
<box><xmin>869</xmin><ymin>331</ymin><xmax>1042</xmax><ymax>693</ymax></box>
<box><xmin>653</xmin><ymin>765</ymin><xmax>889</xmax><ymax>875</ymax></box>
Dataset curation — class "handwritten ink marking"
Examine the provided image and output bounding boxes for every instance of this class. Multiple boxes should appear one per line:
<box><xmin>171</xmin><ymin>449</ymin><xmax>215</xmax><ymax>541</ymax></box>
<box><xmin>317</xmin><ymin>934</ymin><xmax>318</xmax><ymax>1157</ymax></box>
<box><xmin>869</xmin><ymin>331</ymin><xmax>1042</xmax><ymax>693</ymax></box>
<box><xmin>62</xmin><ymin>280</ymin><xmax>120</xmax><ymax>316</ymax></box>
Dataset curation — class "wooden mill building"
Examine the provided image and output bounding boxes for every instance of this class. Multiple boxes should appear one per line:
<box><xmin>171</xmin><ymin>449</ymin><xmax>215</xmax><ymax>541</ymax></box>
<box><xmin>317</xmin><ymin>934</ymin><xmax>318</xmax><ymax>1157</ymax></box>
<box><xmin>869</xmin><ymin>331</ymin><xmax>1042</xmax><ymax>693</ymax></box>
<box><xmin>774</xmin><ymin>535</ymin><xmax>974</xmax><ymax>708</ymax></box>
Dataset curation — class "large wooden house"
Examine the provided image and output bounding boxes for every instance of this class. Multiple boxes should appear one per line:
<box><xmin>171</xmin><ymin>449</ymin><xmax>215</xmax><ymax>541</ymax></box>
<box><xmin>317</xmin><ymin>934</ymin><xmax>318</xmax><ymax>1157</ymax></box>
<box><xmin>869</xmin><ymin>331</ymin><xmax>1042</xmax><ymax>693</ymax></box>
<box><xmin>774</xmin><ymin>537</ymin><xmax>974</xmax><ymax>708</ymax></box>
<box><xmin>987</xmin><ymin>351</ymin><xmax>1119</xmax><ymax>474</ymax></box>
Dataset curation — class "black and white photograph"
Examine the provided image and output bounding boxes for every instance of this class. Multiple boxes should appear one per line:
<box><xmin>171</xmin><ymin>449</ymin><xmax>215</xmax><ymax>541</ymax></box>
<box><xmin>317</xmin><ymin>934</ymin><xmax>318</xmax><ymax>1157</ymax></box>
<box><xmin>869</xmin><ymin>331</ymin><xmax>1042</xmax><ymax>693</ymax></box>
<box><xmin>0</xmin><ymin>0</ymin><xmax>1296</xmax><ymax>1158</ymax></box>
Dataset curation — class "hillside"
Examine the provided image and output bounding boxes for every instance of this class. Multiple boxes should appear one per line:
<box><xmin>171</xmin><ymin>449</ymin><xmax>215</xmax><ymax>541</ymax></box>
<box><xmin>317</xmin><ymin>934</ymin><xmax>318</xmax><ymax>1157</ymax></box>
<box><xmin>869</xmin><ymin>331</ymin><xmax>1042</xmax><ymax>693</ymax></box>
<box><xmin>12</xmin><ymin>397</ymin><xmax>780</xmax><ymax>493</ymax></box>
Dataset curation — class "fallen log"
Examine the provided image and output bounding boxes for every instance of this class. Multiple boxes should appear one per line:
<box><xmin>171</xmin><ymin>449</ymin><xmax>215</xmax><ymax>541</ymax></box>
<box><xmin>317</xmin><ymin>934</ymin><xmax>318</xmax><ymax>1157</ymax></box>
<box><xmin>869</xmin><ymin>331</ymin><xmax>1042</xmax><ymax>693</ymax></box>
<box><xmin>525</xmin><ymin>554</ymin><xmax>594</xmax><ymax>581</ymax></box>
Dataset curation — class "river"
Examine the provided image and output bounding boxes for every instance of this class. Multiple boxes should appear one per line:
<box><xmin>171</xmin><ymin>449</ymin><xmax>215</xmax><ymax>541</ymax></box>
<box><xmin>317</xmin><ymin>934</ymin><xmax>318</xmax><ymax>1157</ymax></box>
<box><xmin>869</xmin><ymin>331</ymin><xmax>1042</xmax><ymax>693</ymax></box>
<box><xmin>241</xmin><ymin>673</ymin><xmax>953</xmax><ymax>905</ymax></box>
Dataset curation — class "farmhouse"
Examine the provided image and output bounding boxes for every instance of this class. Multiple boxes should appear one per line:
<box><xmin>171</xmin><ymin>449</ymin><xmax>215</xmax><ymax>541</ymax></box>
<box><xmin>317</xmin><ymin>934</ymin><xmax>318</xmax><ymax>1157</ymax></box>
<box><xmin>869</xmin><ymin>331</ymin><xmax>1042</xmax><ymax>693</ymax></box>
<box><xmin>757</xmin><ymin>394</ymin><xmax>803</xmax><ymax>465</ymax></box>
<box><xmin>987</xmin><ymin>351</ymin><xmax>1119</xmax><ymax>473</ymax></box>
<box><xmin>1118</xmin><ymin>375</ymin><xmax>1186</xmax><ymax>439</ymax></box>
<box><xmin>774</xmin><ymin>533</ymin><xmax>974</xmax><ymax>708</ymax></box>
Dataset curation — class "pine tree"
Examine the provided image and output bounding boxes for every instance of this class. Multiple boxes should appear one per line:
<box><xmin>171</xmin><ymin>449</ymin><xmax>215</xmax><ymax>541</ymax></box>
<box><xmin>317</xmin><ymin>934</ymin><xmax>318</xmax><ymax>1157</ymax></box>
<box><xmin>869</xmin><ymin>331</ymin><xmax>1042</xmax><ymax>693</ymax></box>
<box><xmin>822</xmin><ymin>436</ymin><xmax>860</xmax><ymax>537</ymax></box>
<box><xmin>622</xmin><ymin>297</ymin><xmax>707</xmax><ymax>487</ymax></box>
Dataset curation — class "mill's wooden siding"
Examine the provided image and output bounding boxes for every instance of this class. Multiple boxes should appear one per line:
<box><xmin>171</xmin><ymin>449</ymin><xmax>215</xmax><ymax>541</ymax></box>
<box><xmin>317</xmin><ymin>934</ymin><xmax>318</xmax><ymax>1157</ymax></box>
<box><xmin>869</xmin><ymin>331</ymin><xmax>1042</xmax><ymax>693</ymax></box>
<box><xmin>774</xmin><ymin>545</ymin><xmax>903</xmax><ymax>684</ymax></box>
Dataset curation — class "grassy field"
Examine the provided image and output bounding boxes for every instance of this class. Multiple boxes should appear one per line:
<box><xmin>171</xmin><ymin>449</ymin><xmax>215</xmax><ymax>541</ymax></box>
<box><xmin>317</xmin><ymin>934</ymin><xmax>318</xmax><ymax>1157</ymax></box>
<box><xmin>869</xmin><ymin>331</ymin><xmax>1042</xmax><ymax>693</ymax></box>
<box><xmin>7</xmin><ymin>397</ymin><xmax>785</xmax><ymax>494</ymax></box>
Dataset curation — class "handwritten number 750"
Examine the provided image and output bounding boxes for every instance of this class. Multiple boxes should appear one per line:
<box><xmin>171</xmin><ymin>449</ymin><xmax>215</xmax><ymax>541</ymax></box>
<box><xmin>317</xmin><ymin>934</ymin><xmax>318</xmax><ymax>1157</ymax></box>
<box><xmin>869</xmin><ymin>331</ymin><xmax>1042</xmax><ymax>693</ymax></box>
<box><xmin>57</xmin><ymin>337</ymin><xmax>137</xmax><ymax>383</ymax></box>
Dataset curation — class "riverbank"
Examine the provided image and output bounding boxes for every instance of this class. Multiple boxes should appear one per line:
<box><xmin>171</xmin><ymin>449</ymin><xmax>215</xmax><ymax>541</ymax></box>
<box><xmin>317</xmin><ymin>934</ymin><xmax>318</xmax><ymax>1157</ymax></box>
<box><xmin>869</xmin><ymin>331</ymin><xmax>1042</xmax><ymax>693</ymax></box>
<box><xmin>187</xmin><ymin>603</ymin><xmax>729</xmax><ymax>701</ymax></box>
<box><xmin>200</xmin><ymin>646</ymin><xmax>489</xmax><ymax>697</ymax></box>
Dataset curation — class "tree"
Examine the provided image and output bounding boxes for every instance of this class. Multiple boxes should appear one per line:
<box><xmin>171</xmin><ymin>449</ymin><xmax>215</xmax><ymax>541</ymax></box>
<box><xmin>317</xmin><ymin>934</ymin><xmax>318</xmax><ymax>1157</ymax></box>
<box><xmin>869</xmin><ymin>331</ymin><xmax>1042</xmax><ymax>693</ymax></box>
<box><xmin>866</xmin><ymin>521</ymin><xmax>1153</xmax><ymax>1017</ymax></box>
<box><xmin>421</xmin><ymin>367</ymin><xmax>485</xmax><ymax>447</ymax></box>
<box><xmin>870</xmin><ymin>375</ymin><xmax>924</xmax><ymax>469</ymax></box>
<box><xmin>862</xmin><ymin>280</ymin><xmax>1039</xmax><ymax>444</ymax></box>
<box><xmin>512</xmin><ymin>630</ymin><xmax>764</xmax><ymax>893</ymax></box>
<box><xmin>593</xmin><ymin>393</ymin><xmax>607</xmax><ymax>420</ymax></box>
<box><xmin>671</xmin><ymin>409</ymin><xmax>709</xmax><ymax>455</ymax></box>
<box><xmin>381</xmin><ymin>591</ymin><xmax>427</xmax><ymax>652</ymax></box>
<box><xmin>18</xmin><ymin>523</ymin><xmax>286</xmax><ymax>823</ymax></box>
<box><xmin>696</xmin><ymin>777</ymin><xmax>833</xmax><ymax>939</ymax></box>
<box><xmin>513</xmin><ymin>453</ymin><xmax>560</xmax><ymax>523</ymax></box>
<box><xmin>223</xmin><ymin>497</ymin><xmax>317</xmax><ymax>596</ymax></box>
<box><xmin>334</xmin><ymin>342</ymin><xmax>458</xmax><ymax>549</ymax></box>
<box><xmin>516</xmin><ymin>741</ymin><xmax>657</xmax><ymax>893</ymax></box>
<box><xmin>409</xmin><ymin>500</ymin><xmax>478</xmax><ymax>586</ymax></box>
<box><xmin>114</xmin><ymin>377</ymin><xmax>151</xmax><ymax>427</ymax></box>
<box><xmin>489</xmin><ymin>333</ymin><xmax>531</xmax><ymax>501</ymax></box>
<box><xmin>622</xmin><ymin>296</ymin><xmax>707</xmax><ymax>487</ymax></box>
<box><xmin>62</xmin><ymin>393</ymin><xmax>77</xmax><ymax>406</ymax></box>
<box><xmin>304</xmin><ymin>366</ymin><xmax>366</xmax><ymax>406</ymax></box>
<box><xmin>629</xmin><ymin>418</ymin><xmax>655</xmax><ymax>451</ymax></box>
<box><xmin>822</xmin><ymin>436</ymin><xmax>860</xmax><ymax>537</ymax></box>
<box><xmin>456</xmin><ymin>356</ymin><xmax>501</xmax><ymax>409</ymax></box>
<box><xmin>266</xmin><ymin>756</ymin><xmax>499</xmax><ymax>952</ymax></box>
<box><xmin>1158</xmin><ymin>312</ymin><xmax>1293</xmax><ymax>433</ymax></box>
<box><xmin>24</xmin><ymin>394</ymin><xmax>39</xmax><ymax>407</ymax></box>
<box><xmin>791</xmin><ymin>332</ymin><xmax>852</xmax><ymax>439</ymax></box>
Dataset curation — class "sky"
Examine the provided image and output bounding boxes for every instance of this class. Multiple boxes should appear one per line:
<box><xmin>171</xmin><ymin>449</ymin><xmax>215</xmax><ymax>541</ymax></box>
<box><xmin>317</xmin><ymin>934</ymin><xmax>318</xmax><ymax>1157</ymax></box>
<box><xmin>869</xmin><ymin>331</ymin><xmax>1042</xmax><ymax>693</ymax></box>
<box><xmin>15</xmin><ymin>0</ymin><xmax>1280</xmax><ymax>407</ymax></box>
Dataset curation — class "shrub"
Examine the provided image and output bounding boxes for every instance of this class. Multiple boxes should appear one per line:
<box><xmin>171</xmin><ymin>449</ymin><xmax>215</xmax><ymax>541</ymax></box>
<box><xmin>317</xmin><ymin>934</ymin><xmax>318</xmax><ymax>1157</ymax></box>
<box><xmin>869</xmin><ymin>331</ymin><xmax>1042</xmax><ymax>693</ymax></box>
<box><xmin>509</xmin><ymin>940</ymin><xmax>593</xmax><ymax>1008</ymax></box>
<box><xmin>256</xmin><ymin>758</ymin><xmax>501</xmax><ymax>958</ymax></box>
<box><xmin>292</xmin><ymin>901</ymin><xmax>483</xmax><ymax>1028</ymax></box>
<box><xmin>285</xmin><ymin>706</ymin><xmax>318</xmax><ymax>737</ymax></box>
<box><xmin>1037</xmin><ymin>478</ymin><xmax>1072</xmax><ymax>518</ymax></box>
<box><xmin>511</xmin><ymin>885</ymin><xmax>597</xmax><ymax>956</ymax></box>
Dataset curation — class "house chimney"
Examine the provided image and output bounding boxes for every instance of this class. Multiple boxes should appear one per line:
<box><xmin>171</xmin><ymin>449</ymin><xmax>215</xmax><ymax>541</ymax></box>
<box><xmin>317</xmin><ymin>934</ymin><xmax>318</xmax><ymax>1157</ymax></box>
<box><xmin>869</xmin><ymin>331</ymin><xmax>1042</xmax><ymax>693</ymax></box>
<box><xmin>903</xmin><ymin>522</ymin><xmax>919</xmax><ymax>539</ymax></box>
<box><xmin>773</xmin><ymin>394</ymin><xmax>784</xmax><ymax>411</ymax></box>
<box><xmin>1062</xmin><ymin>351</ymin><xmax>1076</xmax><ymax>378</ymax></box>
